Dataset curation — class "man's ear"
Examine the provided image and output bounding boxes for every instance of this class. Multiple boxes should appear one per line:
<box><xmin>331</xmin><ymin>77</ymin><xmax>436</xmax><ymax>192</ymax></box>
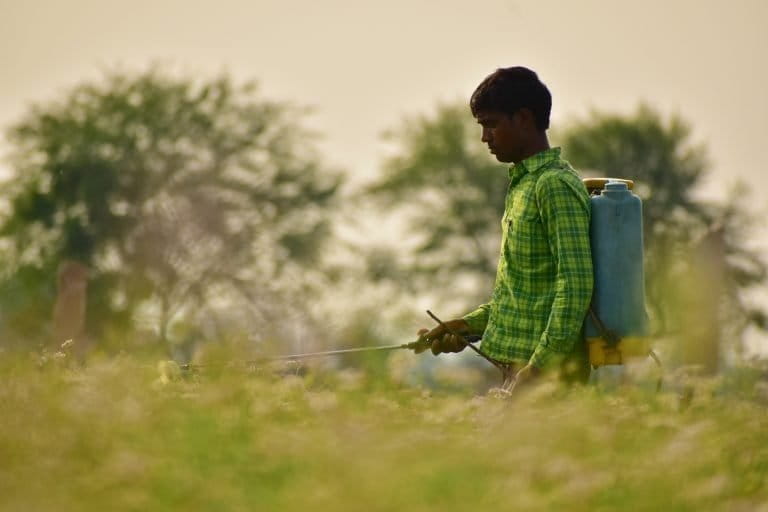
<box><xmin>515</xmin><ymin>107</ymin><xmax>538</xmax><ymax>129</ymax></box>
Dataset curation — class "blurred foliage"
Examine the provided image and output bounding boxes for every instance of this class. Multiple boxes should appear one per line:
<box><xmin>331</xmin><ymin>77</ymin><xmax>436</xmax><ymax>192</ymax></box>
<box><xmin>366</xmin><ymin>101</ymin><xmax>765</xmax><ymax>351</ymax></box>
<box><xmin>0</xmin><ymin>68</ymin><xmax>343</xmax><ymax>351</ymax></box>
<box><xmin>364</xmin><ymin>103</ymin><xmax>506</xmax><ymax>306</ymax></box>
<box><xmin>559</xmin><ymin>105</ymin><xmax>767</xmax><ymax>343</ymax></box>
<box><xmin>2</xmin><ymin>352</ymin><xmax>768</xmax><ymax>510</ymax></box>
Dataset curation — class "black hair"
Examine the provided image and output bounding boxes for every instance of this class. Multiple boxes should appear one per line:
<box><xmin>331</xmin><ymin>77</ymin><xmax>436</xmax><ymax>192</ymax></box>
<box><xmin>470</xmin><ymin>67</ymin><xmax>552</xmax><ymax>130</ymax></box>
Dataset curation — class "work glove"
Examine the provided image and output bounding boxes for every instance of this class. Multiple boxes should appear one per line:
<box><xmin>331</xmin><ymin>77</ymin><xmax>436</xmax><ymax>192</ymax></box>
<box><xmin>415</xmin><ymin>319</ymin><xmax>471</xmax><ymax>355</ymax></box>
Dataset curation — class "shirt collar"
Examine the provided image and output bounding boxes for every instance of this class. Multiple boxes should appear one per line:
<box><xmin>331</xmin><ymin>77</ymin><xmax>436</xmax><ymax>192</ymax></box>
<box><xmin>508</xmin><ymin>147</ymin><xmax>562</xmax><ymax>181</ymax></box>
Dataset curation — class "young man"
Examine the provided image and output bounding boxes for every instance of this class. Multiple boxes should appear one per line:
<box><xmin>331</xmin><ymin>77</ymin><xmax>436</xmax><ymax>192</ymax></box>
<box><xmin>417</xmin><ymin>67</ymin><xmax>593</xmax><ymax>389</ymax></box>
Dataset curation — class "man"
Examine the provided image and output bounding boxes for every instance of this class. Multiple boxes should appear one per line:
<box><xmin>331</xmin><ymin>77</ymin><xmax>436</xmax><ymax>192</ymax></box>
<box><xmin>417</xmin><ymin>67</ymin><xmax>593</xmax><ymax>390</ymax></box>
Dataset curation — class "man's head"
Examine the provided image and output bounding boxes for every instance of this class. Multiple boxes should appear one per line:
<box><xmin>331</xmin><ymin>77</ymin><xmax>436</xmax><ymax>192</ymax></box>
<box><xmin>470</xmin><ymin>67</ymin><xmax>552</xmax><ymax>163</ymax></box>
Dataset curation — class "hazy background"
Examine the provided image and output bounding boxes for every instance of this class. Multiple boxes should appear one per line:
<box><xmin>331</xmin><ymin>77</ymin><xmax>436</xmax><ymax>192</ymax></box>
<box><xmin>1</xmin><ymin>0</ymin><xmax>767</xmax><ymax>354</ymax></box>
<box><xmin>2</xmin><ymin>0</ymin><xmax>766</xmax><ymax>194</ymax></box>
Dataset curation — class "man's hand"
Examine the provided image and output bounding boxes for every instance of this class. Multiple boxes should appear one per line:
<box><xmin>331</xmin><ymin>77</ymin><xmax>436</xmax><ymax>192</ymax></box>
<box><xmin>415</xmin><ymin>319</ymin><xmax>471</xmax><ymax>355</ymax></box>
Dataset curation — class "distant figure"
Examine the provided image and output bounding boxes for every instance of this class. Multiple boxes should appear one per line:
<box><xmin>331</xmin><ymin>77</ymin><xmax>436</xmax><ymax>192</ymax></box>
<box><xmin>679</xmin><ymin>225</ymin><xmax>726</xmax><ymax>374</ymax></box>
<box><xmin>52</xmin><ymin>260</ymin><xmax>89</xmax><ymax>352</ymax></box>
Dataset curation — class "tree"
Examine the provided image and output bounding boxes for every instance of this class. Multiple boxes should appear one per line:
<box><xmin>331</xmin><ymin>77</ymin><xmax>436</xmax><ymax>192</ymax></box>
<box><xmin>366</xmin><ymin>101</ymin><xmax>765</xmax><ymax>357</ymax></box>
<box><xmin>364</xmin><ymin>103</ymin><xmax>506</xmax><ymax>308</ymax></box>
<box><xmin>0</xmin><ymin>68</ymin><xmax>343</xmax><ymax>352</ymax></box>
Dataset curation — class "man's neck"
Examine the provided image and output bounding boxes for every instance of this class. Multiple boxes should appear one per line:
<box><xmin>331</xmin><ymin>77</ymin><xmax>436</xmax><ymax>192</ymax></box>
<box><xmin>526</xmin><ymin>132</ymin><xmax>549</xmax><ymax>158</ymax></box>
<box><xmin>517</xmin><ymin>134</ymin><xmax>550</xmax><ymax>163</ymax></box>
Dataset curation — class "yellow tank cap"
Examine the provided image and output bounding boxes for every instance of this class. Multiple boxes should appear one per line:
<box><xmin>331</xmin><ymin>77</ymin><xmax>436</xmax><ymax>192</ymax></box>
<box><xmin>583</xmin><ymin>178</ymin><xmax>634</xmax><ymax>195</ymax></box>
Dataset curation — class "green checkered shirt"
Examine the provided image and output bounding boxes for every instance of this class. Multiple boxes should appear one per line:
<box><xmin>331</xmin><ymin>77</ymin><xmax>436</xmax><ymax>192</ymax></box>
<box><xmin>463</xmin><ymin>147</ymin><xmax>593</xmax><ymax>369</ymax></box>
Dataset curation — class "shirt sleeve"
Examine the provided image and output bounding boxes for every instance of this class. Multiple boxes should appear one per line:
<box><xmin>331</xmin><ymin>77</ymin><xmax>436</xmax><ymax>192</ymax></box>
<box><xmin>529</xmin><ymin>173</ymin><xmax>593</xmax><ymax>369</ymax></box>
<box><xmin>462</xmin><ymin>302</ymin><xmax>492</xmax><ymax>335</ymax></box>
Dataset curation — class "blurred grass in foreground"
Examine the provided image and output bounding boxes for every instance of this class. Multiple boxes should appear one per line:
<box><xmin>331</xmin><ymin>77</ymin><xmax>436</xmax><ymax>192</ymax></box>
<box><xmin>1</xmin><ymin>352</ymin><xmax>768</xmax><ymax>511</ymax></box>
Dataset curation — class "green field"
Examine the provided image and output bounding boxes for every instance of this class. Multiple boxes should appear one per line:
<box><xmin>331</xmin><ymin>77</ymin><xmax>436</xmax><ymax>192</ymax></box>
<box><xmin>2</xmin><ymin>352</ymin><xmax>767</xmax><ymax>511</ymax></box>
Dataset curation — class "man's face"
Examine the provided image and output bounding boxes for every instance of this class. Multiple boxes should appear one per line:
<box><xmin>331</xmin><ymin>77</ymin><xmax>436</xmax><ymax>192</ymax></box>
<box><xmin>475</xmin><ymin>110</ymin><xmax>529</xmax><ymax>164</ymax></box>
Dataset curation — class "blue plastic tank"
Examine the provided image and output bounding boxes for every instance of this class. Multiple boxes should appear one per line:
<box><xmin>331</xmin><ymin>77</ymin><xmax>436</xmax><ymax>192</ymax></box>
<box><xmin>586</xmin><ymin>181</ymin><xmax>649</xmax><ymax>359</ymax></box>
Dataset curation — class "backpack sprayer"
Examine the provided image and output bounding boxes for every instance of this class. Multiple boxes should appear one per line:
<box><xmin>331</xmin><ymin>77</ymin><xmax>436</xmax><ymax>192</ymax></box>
<box><xmin>582</xmin><ymin>178</ymin><xmax>659</xmax><ymax>367</ymax></box>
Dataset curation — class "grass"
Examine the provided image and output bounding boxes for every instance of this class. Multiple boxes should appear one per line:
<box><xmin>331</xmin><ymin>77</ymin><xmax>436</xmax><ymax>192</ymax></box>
<box><xmin>1</xmin><ymin>351</ymin><xmax>767</xmax><ymax>511</ymax></box>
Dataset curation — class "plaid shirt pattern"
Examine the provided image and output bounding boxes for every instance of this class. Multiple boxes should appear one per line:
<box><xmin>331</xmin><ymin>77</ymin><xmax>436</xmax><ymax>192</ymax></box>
<box><xmin>463</xmin><ymin>148</ymin><xmax>593</xmax><ymax>369</ymax></box>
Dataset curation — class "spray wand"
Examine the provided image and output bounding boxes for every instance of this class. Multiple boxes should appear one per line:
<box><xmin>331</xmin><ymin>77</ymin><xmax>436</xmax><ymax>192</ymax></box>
<box><xmin>180</xmin><ymin>310</ymin><xmax>501</xmax><ymax>372</ymax></box>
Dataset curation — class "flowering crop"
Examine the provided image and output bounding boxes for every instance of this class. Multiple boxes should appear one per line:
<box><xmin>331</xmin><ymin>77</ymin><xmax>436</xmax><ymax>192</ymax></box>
<box><xmin>1</xmin><ymin>353</ymin><xmax>767</xmax><ymax>511</ymax></box>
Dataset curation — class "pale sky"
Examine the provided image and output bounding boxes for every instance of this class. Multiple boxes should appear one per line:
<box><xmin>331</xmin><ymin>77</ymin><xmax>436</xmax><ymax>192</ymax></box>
<box><xmin>2</xmin><ymin>0</ymin><xmax>766</xmax><ymax>195</ymax></box>
<box><xmin>1</xmin><ymin>0</ymin><xmax>768</xmax><ymax>350</ymax></box>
